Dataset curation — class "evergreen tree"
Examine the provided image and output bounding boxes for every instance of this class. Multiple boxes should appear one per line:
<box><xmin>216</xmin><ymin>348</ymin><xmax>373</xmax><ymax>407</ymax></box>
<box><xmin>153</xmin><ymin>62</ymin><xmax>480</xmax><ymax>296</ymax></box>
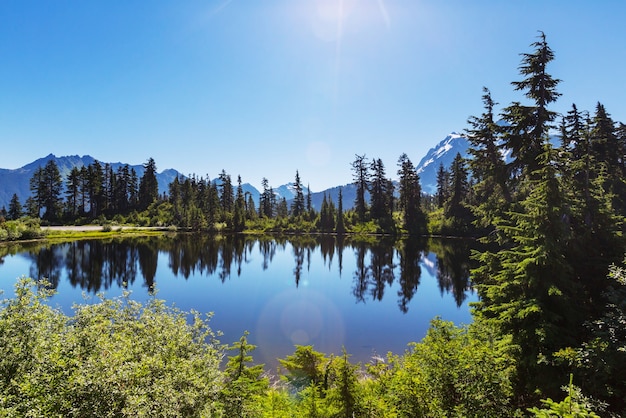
<box><xmin>245</xmin><ymin>193</ymin><xmax>257</xmax><ymax>221</ymax></box>
<box><xmin>30</xmin><ymin>160</ymin><xmax>63</xmax><ymax>221</ymax></box>
<box><xmin>590</xmin><ymin>103</ymin><xmax>626</xmax><ymax>212</ymax></box>
<box><xmin>269</xmin><ymin>187</ymin><xmax>278</xmax><ymax>218</ymax></box>
<box><xmin>218</xmin><ymin>169</ymin><xmax>234</xmax><ymax>219</ymax></box>
<box><xmin>397</xmin><ymin>153</ymin><xmax>426</xmax><ymax>235</ymax></box>
<box><xmin>466</xmin><ymin>87</ymin><xmax>511</xmax><ymax>231</ymax></box>
<box><xmin>501</xmin><ymin>31</ymin><xmax>561</xmax><ymax>193</ymax></box>
<box><xmin>369</xmin><ymin>158</ymin><xmax>393</xmax><ymax>223</ymax></box>
<box><xmin>436</xmin><ymin>163</ymin><xmax>450</xmax><ymax>209</ymax></box>
<box><xmin>102</xmin><ymin>163</ymin><xmax>114</xmax><ymax>214</ymax></box>
<box><xmin>128</xmin><ymin>167</ymin><xmax>139</xmax><ymax>209</ymax></box>
<box><xmin>203</xmin><ymin>178</ymin><xmax>221</xmax><ymax>228</ymax></box>
<box><xmin>327</xmin><ymin>349</ymin><xmax>362</xmax><ymax>417</ymax></box>
<box><xmin>259</xmin><ymin>178</ymin><xmax>273</xmax><ymax>218</ymax></box>
<box><xmin>336</xmin><ymin>187</ymin><xmax>346</xmax><ymax>234</ymax></box>
<box><xmin>78</xmin><ymin>166</ymin><xmax>89</xmax><ymax>215</ymax></box>
<box><xmin>473</xmin><ymin>145</ymin><xmax>577</xmax><ymax>401</ymax></box>
<box><xmin>86</xmin><ymin>160</ymin><xmax>104</xmax><ymax>217</ymax></box>
<box><xmin>221</xmin><ymin>331</ymin><xmax>269</xmax><ymax>417</ymax></box>
<box><xmin>169</xmin><ymin>175</ymin><xmax>183</xmax><ymax>225</ymax></box>
<box><xmin>233</xmin><ymin>175</ymin><xmax>246</xmax><ymax>232</ymax></box>
<box><xmin>277</xmin><ymin>197</ymin><xmax>289</xmax><ymax>219</ymax></box>
<box><xmin>28</xmin><ymin>166</ymin><xmax>44</xmax><ymax>218</ymax></box>
<box><xmin>351</xmin><ymin>154</ymin><xmax>369</xmax><ymax>222</ymax></box>
<box><xmin>446</xmin><ymin>153</ymin><xmax>470</xmax><ymax>219</ymax></box>
<box><xmin>7</xmin><ymin>193</ymin><xmax>22</xmax><ymax>220</ymax></box>
<box><xmin>112</xmin><ymin>165</ymin><xmax>132</xmax><ymax>214</ymax></box>
<box><xmin>279</xmin><ymin>345</ymin><xmax>328</xmax><ymax>391</ymax></box>
<box><xmin>65</xmin><ymin>167</ymin><xmax>83</xmax><ymax>219</ymax></box>
<box><xmin>558</xmin><ymin>104</ymin><xmax>589</xmax><ymax>196</ymax></box>
<box><xmin>138</xmin><ymin>158</ymin><xmax>159</xmax><ymax>211</ymax></box>
<box><xmin>24</xmin><ymin>196</ymin><xmax>39</xmax><ymax>218</ymax></box>
<box><xmin>560</xmin><ymin>105</ymin><xmax>624</xmax><ymax>310</ymax></box>
<box><xmin>318</xmin><ymin>193</ymin><xmax>335</xmax><ymax>232</ymax></box>
<box><xmin>291</xmin><ymin>170</ymin><xmax>305</xmax><ymax>217</ymax></box>
<box><xmin>306</xmin><ymin>183</ymin><xmax>313</xmax><ymax>217</ymax></box>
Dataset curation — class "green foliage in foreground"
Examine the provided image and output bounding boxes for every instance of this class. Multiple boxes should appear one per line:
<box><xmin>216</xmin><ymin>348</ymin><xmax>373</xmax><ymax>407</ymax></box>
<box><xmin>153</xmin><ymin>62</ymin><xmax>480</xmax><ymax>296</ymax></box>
<box><xmin>0</xmin><ymin>279</ymin><xmax>224</xmax><ymax>417</ymax></box>
<box><xmin>0</xmin><ymin>278</ymin><xmax>604</xmax><ymax>417</ymax></box>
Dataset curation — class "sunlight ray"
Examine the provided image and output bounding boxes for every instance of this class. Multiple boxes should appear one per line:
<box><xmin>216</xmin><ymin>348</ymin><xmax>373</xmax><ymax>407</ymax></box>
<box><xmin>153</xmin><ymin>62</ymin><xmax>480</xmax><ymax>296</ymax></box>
<box><xmin>208</xmin><ymin>0</ymin><xmax>234</xmax><ymax>18</ymax></box>
<box><xmin>333</xmin><ymin>0</ymin><xmax>345</xmax><ymax>103</ymax></box>
<box><xmin>376</xmin><ymin>0</ymin><xmax>391</xmax><ymax>29</ymax></box>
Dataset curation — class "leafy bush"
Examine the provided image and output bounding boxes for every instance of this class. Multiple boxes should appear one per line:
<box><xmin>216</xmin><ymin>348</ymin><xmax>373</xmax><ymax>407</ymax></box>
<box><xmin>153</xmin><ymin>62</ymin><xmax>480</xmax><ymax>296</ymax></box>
<box><xmin>0</xmin><ymin>278</ymin><xmax>224</xmax><ymax>417</ymax></box>
<box><xmin>0</xmin><ymin>218</ymin><xmax>42</xmax><ymax>242</ymax></box>
<box><xmin>372</xmin><ymin>318</ymin><xmax>516</xmax><ymax>417</ymax></box>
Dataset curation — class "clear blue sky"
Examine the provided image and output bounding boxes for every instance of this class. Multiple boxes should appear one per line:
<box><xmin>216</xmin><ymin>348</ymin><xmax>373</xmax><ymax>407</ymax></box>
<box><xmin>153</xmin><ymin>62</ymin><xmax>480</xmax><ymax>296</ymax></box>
<box><xmin>1</xmin><ymin>1</ymin><xmax>625</xmax><ymax>191</ymax></box>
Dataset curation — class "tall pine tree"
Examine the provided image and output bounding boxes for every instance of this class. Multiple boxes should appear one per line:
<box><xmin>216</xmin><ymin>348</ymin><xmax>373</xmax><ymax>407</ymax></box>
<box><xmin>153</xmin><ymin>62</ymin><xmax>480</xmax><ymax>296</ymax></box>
<box><xmin>500</xmin><ymin>31</ymin><xmax>561</xmax><ymax>196</ymax></box>
<box><xmin>397</xmin><ymin>153</ymin><xmax>426</xmax><ymax>235</ymax></box>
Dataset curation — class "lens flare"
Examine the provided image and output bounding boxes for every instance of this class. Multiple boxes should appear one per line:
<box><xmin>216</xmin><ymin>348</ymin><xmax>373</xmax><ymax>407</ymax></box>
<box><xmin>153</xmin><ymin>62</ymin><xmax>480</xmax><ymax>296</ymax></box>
<box><xmin>256</xmin><ymin>288</ymin><xmax>345</xmax><ymax>365</ymax></box>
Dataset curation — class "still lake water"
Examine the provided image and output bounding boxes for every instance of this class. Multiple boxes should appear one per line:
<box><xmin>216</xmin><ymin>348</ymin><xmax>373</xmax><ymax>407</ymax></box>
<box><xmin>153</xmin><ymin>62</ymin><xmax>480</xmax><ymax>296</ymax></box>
<box><xmin>0</xmin><ymin>234</ymin><xmax>477</xmax><ymax>369</ymax></box>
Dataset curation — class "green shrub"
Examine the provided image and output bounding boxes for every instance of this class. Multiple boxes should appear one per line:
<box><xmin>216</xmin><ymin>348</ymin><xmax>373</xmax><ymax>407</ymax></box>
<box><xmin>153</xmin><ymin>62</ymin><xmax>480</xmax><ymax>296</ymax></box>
<box><xmin>0</xmin><ymin>278</ymin><xmax>224</xmax><ymax>417</ymax></box>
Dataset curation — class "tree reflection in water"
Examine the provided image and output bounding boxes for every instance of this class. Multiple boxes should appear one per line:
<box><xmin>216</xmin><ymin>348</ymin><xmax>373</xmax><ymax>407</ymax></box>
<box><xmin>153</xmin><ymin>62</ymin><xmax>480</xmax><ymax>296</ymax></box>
<box><xmin>9</xmin><ymin>234</ymin><xmax>476</xmax><ymax>313</ymax></box>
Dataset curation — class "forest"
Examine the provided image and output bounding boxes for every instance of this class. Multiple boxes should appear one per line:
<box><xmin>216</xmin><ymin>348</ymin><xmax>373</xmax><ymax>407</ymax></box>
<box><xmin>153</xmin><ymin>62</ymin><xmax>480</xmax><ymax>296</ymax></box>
<box><xmin>1</xmin><ymin>32</ymin><xmax>626</xmax><ymax>416</ymax></box>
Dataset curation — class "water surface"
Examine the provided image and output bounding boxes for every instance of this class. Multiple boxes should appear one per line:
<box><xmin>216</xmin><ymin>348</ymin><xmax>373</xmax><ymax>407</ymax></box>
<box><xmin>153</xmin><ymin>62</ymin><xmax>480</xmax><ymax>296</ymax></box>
<box><xmin>0</xmin><ymin>234</ymin><xmax>477</xmax><ymax>368</ymax></box>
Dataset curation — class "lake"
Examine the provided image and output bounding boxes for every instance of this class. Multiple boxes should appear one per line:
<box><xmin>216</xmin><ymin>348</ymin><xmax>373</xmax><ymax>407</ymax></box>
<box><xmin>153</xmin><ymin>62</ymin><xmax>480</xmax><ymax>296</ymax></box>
<box><xmin>0</xmin><ymin>234</ymin><xmax>478</xmax><ymax>369</ymax></box>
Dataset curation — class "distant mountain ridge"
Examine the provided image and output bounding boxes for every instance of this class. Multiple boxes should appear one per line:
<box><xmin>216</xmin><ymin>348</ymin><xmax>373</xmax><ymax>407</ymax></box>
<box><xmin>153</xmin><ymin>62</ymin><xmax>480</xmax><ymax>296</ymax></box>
<box><xmin>0</xmin><ymin>132</ymin><xmax>473</xmax><ymax>211</ymax></box>
<box><xmin>0</xmin><ymin>154</ymin><xmax>181</xmax><ymax>210</ymax></box>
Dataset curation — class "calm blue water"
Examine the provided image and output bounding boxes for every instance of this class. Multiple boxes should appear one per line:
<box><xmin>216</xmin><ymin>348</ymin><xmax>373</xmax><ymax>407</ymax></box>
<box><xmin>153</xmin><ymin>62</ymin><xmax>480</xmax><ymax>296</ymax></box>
<box><xmin>0</xmin><ymin>235</ymin><xmax>477</xmax><ymax>368</ymax></box>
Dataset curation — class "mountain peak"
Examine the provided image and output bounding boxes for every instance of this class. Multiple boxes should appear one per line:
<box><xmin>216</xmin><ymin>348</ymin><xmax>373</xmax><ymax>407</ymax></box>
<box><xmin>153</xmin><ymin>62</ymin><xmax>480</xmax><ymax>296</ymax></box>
<box><xmin>0</xmin><ymin>155</ymin><xmax>185</xmax><ymax>209</ymax></box>
<box><xmin>415</xmin><ymin>132</ymin><xmax>470</xmax><ymax>194</ymax></box>
<box><xmin>0</xmin><ymin>130</ymin><xmax>473</xmax><ymax>210</ymax></box>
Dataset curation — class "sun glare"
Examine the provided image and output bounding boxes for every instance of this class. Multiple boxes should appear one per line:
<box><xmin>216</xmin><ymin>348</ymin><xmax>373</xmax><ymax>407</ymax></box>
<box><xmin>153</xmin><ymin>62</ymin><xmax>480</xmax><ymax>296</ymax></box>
<box><xmin>310</xmin><ymin>0</ymin><xmax>389</xmax><ymax>42</ymax></box>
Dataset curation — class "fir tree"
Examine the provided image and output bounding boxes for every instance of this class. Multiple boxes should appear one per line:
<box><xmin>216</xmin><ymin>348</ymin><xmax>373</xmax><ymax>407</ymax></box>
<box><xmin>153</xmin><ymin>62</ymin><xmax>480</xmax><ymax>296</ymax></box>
<box><xmin>259</xmin><ymin>178</ymin><xmax>273</xmax><ymax>218</ymax></box>
<box><xmin>28</xmin><ymin>166</ymin><xmax>44</xmax><ymax>218</ymax></box>
<box><xmin>473</xmin><ymin>145</ymin><xmax>577</xmax><ymax>401</ymax></box>
<box><xmin>351</xmin><ymin>154</ymin><xmax>369</xmax><ymax>222</ymax></box>
<box><xmin>369</xmin><ymin>158</ymin><xmax>393</xmax><ymax>224</ymax></box>
<box><xmin>436</xmin><ymin>163</ymin><xmax>449</xmax><ymax>209</ymax></box>
<box><xmin>30</xmin><ymin>160</ymin><xmax>63</xmax><ymax>221</ymax></box>
<box><xmin>590</xmin><ymin>103</ymin><xmax>626</xmax><ymax>212</ymax></box>
<box><xmin>291</xmin><ymin>170</ymin><xmax>305</xmax><ymax>217</ymax></box>
<box><xmin>306</xmin><ymin>183</ymin><xmax>313</xmax><ymax>217</ymax></box>
<box><xmin>218</xmin><ymin>169</ymin><xmax>234</xmax><ymax>219</ymax></box>
<box><xmin>233</xmin><ymin>175</ymin><xmax>246</xmax><ymax>232</ymax></box>
<box><xmin>466</xmin><ymin>87</ymin><xmax>511</xmax><ymax>232</ymax></box>
<box><xmin>65</xmin><ymin>167</ymin><xmax>83</xmax><ymax>219</ymax></box>
<box><xmin>336</xmin><ymin>187</ymin><xmax>346</xmax><ymax>234</ymax></box>
<box><xmin>501</xmin><ymin>31</ymin><xmax>561</xmax><ymax>193</ymax></box>
<box><xmin>397</xmin><ymin>153</ymin><xmax>426</xmax><ymax>235</ymax></box>
<box><xmin>277</xmin><ymin>197</ymin><xmax>289</xmax><ymax>219</ymax></box>
<box><xmin>221</xmin><ymin>331</ymin><xmax>269</xmax><ymax>417</ymax></box>
<box><xmin>7</xmin><ymin>193</ymin><xmax>22</xmax><ymax>220</ymax></box>
<box><xmin>245</xmin><ymin>193</ymin><xmax>257</xmax><ymax>221</ymax></box>
<box><xmin>138</xmin><ymin>157</ymin><xmax>158</xmax><ymax>211</ymax></box>
<box><xmin>444</xmin><ymin>153</ymin><xmax>473</xmax><ymax>234</ymax></box>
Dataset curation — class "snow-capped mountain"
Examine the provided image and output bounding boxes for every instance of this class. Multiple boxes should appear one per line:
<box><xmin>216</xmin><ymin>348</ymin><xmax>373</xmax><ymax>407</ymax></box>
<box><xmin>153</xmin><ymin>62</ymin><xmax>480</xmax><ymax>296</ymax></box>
<box><xmin>272</xmin><ymin>183</ymin><xmax>311</xmax><ymax>201</ymax></box>
<box><xmin>415</xmin><ymin>132</ymin><xmax>470</xmax><ymax>194</ymax></box>
<box><xmin>0</xmin><ymin>131</ymin><xmax>481</xmax><ymax>211</ymax></box>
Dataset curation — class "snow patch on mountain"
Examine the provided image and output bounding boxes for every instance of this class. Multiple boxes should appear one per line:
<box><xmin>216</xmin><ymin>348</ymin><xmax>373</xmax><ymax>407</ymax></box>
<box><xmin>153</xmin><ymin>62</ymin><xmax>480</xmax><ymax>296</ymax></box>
<box><xmin>415</xmin><ymin>132</ymin><xmax>470</xmax><ymax>194</ymax></box>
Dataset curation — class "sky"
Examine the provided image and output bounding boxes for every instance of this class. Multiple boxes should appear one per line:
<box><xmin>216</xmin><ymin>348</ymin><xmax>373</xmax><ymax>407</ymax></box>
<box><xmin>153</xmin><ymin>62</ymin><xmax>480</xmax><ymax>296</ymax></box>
<box><xmin>1</xmin><ymin>1</ymin><xmax>625</xmax><ymax>192</ymax></box>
